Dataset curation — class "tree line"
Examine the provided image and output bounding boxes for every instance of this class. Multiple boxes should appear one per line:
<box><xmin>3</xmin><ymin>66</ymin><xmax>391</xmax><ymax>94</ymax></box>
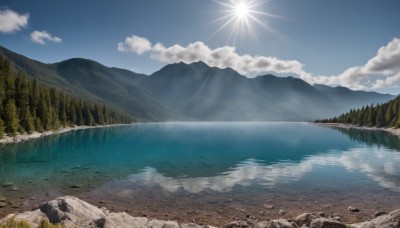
<box><xmin>315</xmin><ymin>96</ymin><xmax>400</xmax><ymax>128</ymax></box>
<box><xmin>0</xmin><ymin>56</ymin><xmax>132</xmax><ymax>137</ymax></box>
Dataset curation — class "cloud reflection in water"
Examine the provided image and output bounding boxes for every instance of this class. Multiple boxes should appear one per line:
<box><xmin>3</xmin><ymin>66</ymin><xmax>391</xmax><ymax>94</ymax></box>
<box><xmin>128</xmin><ymin>146</ymin><xmax>400</xmax><ymax>193</ymax></box>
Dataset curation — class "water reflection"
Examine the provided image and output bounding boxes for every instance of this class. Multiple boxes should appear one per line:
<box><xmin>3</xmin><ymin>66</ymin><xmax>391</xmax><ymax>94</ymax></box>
<box><xmin>128</xmin><ymin>145</ymin><xmax>400</xmax><ymax>193</ymax></box>
<box><xmin>329</xmin><ymin>126</ymin><xmax>400</xmax><ymax>151</ymax></box>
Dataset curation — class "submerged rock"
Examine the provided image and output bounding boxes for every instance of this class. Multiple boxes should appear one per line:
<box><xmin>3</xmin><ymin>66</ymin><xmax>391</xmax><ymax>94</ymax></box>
<box><xmin>70</xmin><ymin>184</ymin><xmax>82</xmax><ymax>188</ymax></box>
<box><xmin>2</xmin><ymin>183</ymin><xmax>13</xmax><ymax>188</ymax></box>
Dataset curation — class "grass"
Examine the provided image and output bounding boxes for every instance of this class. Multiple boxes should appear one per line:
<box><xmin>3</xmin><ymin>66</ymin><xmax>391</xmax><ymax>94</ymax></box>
<box><xmin>0</xmin><ymin>216</ymin><xmax>66</xmax><ymax>228</ymax></box>
<box><xmin>38</xmin><ymin>220</ymin><xmax>65</xmax><ymax>228</ymax></box>
<box><xmin>0</xmin><ymin>216</ymin><xmax>30</xmax><ymax>228</ymax></box>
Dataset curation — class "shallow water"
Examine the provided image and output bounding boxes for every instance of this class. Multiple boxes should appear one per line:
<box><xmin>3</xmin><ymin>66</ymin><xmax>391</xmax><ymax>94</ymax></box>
<box><xmin>1</xmin><ymin>122</ymin><xmax>400</xmax><ymax>225</ymax></box>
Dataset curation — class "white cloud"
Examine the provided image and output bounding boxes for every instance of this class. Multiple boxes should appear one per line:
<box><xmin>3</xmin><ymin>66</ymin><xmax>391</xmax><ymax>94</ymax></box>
<box><xmin>151</xmin><ymin>41</ymin><xmax>304</xmax><ymax>75</ymax></box>
<box><xmin>303</xmin><ymin>38</ymin><xmax>400</xmax><ymax>91</ymax></box>
<box><xmin>118</xmin><ymin>35</ymin><xmax>304</xmax><ymax>75</ymax></box>
<box><xmin>117</xmin><ymin>35</ymin><xmax>152</xmax><ymax>54</ymax></box>
<box><xmin>30</xmin><ymin>30</ymin><xmax>62</xmax><ymax>45</ymax></box>
<box><xmin>0</xmin><ymin>9</ymin><xmax>29</xmax><ymax>33</ymax></box>
<box><xmin>118</xmin><ymin>35</ymin><xmax>400</xmax><ymax>92</ymax></box>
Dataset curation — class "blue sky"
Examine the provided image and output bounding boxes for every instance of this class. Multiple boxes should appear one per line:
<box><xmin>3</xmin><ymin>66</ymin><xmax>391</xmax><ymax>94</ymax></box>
<box><xmin>0</xmin><ymin>0</ymin><xmax>400</xmax><ymax>94</ymax></box>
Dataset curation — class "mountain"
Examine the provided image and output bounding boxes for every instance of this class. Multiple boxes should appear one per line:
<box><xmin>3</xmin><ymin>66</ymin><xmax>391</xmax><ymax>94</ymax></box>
<box><xmin>139</xmin><ymin>61</ymin><xmax>395</xmax><ymax>121</ymax></box>
<box><xmin>0</xmin><ymin>46</ymin><xmax>179</xmax><ymax>121</ymax></box>
<box><xmin>0</xmin><ymin>46</ymin><xmax>395</xmax><ymax>121</ymax></box>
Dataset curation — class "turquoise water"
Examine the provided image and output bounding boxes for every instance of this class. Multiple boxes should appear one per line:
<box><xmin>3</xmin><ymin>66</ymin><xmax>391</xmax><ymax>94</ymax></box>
<box><xmin>1</xmin><ymin>122</ymin><xmax>400</xmax><ymax>223</ymax></box>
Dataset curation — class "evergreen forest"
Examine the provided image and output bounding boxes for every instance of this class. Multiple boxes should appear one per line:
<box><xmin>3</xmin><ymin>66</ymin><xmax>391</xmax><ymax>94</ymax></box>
<box><xmin>0</xmin><ymin>56</ymin><xmax>132</xmax><ymax>138</ymax></box>
<box><xmin>316</xmin><ymin>96</ymin><xmax>400</xmax><ymax>128</ymax></box>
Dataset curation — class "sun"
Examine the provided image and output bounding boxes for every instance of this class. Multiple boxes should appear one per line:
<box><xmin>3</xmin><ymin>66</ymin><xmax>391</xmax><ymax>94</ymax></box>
<box><xmin>212</xmin><ymin>0</ymin><xmax>284</xmax><ymax>43</ymax></box>
<box><xmin>235</xmin><ymin>2</ymin><xmax>250</xmax><ymax>19</ymax></box>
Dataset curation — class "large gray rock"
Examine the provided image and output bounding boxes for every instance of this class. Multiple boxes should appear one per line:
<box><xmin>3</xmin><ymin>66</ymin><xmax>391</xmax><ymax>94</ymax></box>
<box><xmin>100</xmin><ymin>213</ymin><xmax>148</xmax><ymax>228</ymax></box>
<box><xmin>294</xmin><ymin>213</ymin><xmax>319</xmax><ymax>227</ymax></box>
<box><xmin>351</xmin><ymin>209</ymin><xmax>400</xmax><ymax>228</ymax></box>
<box><xmin>310</xmin><ymin>218</ymin><xmax>346</xmax><ymax>228</ymax></box>
<box><xmin>254</xmin><ymin>219</ymin><xmax>299</xmax><ymax>228</ymax></box>
<box><xmin>39</xmin><ymin>195</ymin><xmax>106</xmax><ymax>227</ymax></box>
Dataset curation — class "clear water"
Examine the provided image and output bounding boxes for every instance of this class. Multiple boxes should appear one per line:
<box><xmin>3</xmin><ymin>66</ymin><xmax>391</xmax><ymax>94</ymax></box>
<box><xmin>1</xmin><ymin>122</ymin><xmax>400</xmax><ymax>224</ymax></box>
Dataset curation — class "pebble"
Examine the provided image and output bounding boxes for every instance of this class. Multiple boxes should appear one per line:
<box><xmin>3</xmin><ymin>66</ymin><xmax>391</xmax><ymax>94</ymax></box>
<box><xmin>70</xmin><ymin>184</ymin><xmax>82</xmax><ymax>188</ymax></box>
<box><xmin>348</xmin><ymin>206</ymin><xmax>360</xmax><ymax>212</ymax></box>
<box><xmin>0</xmin><ymin>202</ymin><xmax>7</xmax><ymax>208</ymax></box>
<box><xmin>2</xmin><ymin>183</ymin><xmax>13</xmax><ymax>188</ymax></box>
<box><xmin>279</xmin><ymin>210</ymin><xmax>287</xmax><ymax>215</ymax></box>
<box><xmin>100</xmin><ymin>201</ymin><xmax>106</xmax><ymax>204</ymax></box>
<box><xmin>0</xmin><ymin>197</ymin><xmax>6</xmax><ymax>202</ymax></box>
<box><xmin>375</xmin><ymin>211</ymin><xmax>386</xmax><ymax>217</ymax></box>
<box><xmin>318</xmin><ymin>211</ymin><xmax>326</xmax><ymax>217</ymax></box>
<box><xmin>263</xmin><ymin>204</ymin><xmax>274</xmax><ymax>209</ymax></box>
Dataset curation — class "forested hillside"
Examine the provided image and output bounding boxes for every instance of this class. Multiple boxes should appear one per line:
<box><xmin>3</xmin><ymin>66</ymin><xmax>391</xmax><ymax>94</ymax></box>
<box><xmin>316</xmin><ymin>95</ymin><xmax>400</xmax><ymax>127</ymax></box>
<box><xmin>0</xmin><ymin>57</ymin><xmax>132</xmax><ymax>137</ymax></box>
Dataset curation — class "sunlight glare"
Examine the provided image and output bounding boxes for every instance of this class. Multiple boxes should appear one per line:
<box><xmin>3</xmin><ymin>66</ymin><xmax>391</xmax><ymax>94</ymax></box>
<box><xmin>212</xmin><ymin>0</ymin><xmax>285</xmax><ymax>44</ymax></box>
<box><xmin>235</xmin><ymin>2</ymin><xmax>249</xmax><ymax>19</ymax></box>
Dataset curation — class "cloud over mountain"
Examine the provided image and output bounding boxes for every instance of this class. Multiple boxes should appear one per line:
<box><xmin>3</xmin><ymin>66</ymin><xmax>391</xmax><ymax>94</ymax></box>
<box><xmin>117</xmin><ymin>35</ymin><xmax>152</xmax><ymax>54</ymax></box>
<box><xmin>0</xmin><ymin>9</ymin><xmax>29</xmax><ymax>33</ymax></box>
<box><xmin>118</xmin><ymin>35</ymin><xmax>400</xmax><ymax>92</ymax></box>
<box><xmin>303</xmin><ymin>38</ymin><xmax>400</xmax><ymax>91</ymax></box>
<box><xmin>30</xmin><ymin>30</ymin><xmax>62</xmax><ymax>45</ymax></box>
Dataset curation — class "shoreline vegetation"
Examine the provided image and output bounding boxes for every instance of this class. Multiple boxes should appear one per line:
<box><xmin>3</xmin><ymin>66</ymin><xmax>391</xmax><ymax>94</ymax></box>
<box><xmin>0</xmin><ymin>124</ymin><xmax>131</xmax><ymax>145</ymax></box>
<box><xmin>314</xmin><ymin>122</ymin><xmax>400</xmax><ymax>138</ymax></box>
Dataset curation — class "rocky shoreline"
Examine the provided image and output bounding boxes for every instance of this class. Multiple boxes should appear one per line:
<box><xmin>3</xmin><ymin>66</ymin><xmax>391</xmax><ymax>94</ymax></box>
<box><xmin>0</xmin><ymin>196</ymin><xmax>399</xmax><ymax>228</ymax></box>
<box><xmin>0</xmin><ymin>124</ymin><xmax>131</xmax><ymax>145</ymax></box>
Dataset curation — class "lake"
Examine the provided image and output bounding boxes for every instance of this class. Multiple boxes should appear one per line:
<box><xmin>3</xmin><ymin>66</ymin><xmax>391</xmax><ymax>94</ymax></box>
<box><xmin>1</xmin><ymin>122</ymin><xmax>400</xmax><ymax>225</ymax></box>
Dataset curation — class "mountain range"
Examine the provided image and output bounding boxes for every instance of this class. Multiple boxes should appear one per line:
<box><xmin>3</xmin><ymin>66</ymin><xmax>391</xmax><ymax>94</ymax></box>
<box><xmin>0</xmin><ymin>46</ymin><xmax>395</xmax><ymax>121</ymax></box>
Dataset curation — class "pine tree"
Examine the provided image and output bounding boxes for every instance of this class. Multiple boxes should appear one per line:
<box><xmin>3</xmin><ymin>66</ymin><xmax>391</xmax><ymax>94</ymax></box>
<box><xmin>3</xmin><ymin>99</ymin><xmax>20</xmax><ymax>136</ymax></box>
<box><xmin>68</xmin><ymin>101</ymin><xmax>77</xmax><ymax>126</ymax></box>
<box><xmin>0</xmin><ymin>117</ymin><xmax>4</xmax><ymax>138</ymax></box>
<box><xmin>58</xmin><ymin>93</ymin><xmax>67</xmax><ymax>127</ymax></box>
<box><xmin>102</xmin><ymin>105</ymin><xmax>108</xmax><ymax>124</ymax></box>
<box><xmin>396</xmin><ymin>114</ymin><xmax>400</xmax><ymax>128</ymax></box>
<box><xmin>376</xmin><ymin>106</ymin><xmax>385</xmax><ymax>127</ymax></box>
<box><xmin>367</xmin><ymin>105</ymin><xmax>376</xmax><ymax>126</ymax></box>
<box><xmin>83</xmin><ymin>103</ymin><xmax>94</xmax><ymax>126</ymax></box>
<box><xmin>2</xmin><ymin>59</ymin><xmax>15</xmax><ymax>101</ymax></box>
<box><xmin>30</xmin><ymin>78</ymin><xmax>40</xmax><ymax>118</ymax></box>
<box><xmin>385</xmin><ymin>103</ymin><xmax>394</xmax><ymax>125</ymax></box>
<box><xmin>93</xmin><ymin>104</ymin><xmax>103</xmax><ymax>125</ymax></box>
<box><xmin>21</xmin><ymin>108</ymin><xmax>35</xmax><ymax>133</ymax></box>
<box><xmin>76</xmin><ymin>106</ymin><xmax>84</xmax><ymax>126</ymax></box>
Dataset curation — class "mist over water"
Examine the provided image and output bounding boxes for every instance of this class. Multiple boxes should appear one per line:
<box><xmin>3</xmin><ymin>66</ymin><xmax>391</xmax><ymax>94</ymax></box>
<box><xmin>1</xmin><ymin>122</ymin><xmax>400</xmax><ymax>223</ymax></box>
